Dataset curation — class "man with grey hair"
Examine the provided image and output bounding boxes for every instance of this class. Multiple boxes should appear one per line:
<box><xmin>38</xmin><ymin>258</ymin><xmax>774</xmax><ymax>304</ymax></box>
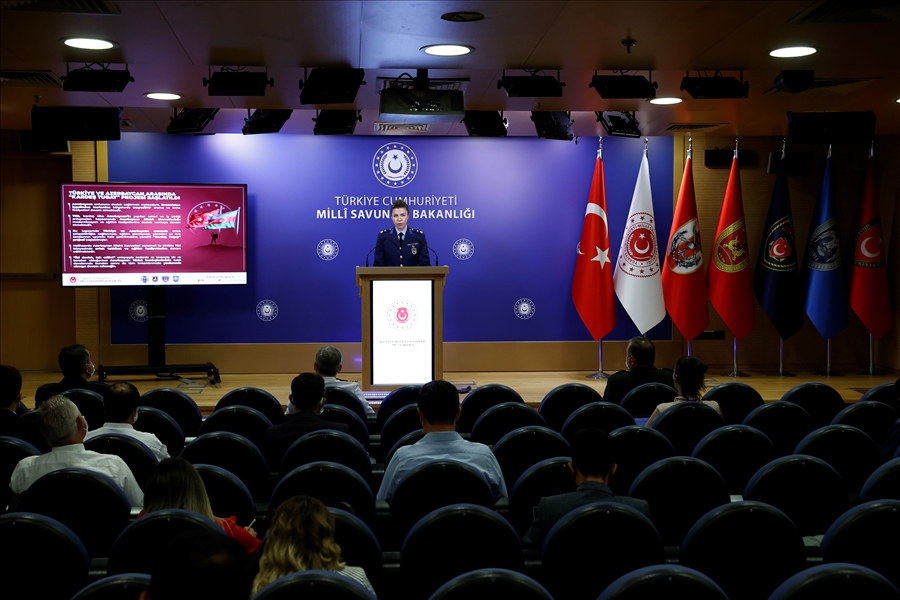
<box><xmin>9</xmin><ymin>395</ymin><xmax>143</xmax><ymax>506</ymax></box>
<box><xmin>287</xmin><ymin>345</ymin><xmax>372</xmax><ymax>415</ymax></box>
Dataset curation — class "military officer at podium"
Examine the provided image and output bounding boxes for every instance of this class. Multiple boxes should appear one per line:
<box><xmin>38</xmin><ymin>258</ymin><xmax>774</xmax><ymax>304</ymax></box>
<box><xmin>374</xmin><ymin>200</ymin><xmax>431</xmax><ymax>267</ymax></box>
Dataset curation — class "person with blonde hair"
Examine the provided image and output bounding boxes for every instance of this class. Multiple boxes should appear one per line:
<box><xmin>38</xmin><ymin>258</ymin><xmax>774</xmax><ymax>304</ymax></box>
<box><xmin>142</xmin><ymin>457</ymin><xmax>259</xmax><ymax>553</ymax></box>
<box><xmin>646</xmin><ymin>356</ymin><xmax>722</xmax><ymax>427</ymax></box>
<box><xmin>252</xmin><ymin>495</ymin><xmax>376</xmax><ymax>596</ymax></box>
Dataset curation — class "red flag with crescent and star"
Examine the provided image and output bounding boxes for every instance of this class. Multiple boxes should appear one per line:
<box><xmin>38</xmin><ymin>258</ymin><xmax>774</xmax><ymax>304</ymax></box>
<box><xmin>707</xmin><ymin>153</ymin><xmax>756</xmax><ymax>341</ymax></box>
<box><xmin>849</xmin><ymin>153</ymin><xmax>893</xmax><ymax>338</ymax></box>
<box><xmin>572</xmin><ymin>146</ymin><xmax>616</xmax><ymax>340</ymax></box>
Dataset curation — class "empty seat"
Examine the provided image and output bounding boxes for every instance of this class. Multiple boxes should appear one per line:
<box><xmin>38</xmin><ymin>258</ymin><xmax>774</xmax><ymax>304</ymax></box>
<box><xmin>429</xmin><ymin>568</ymin><xmax>553</xmax><ymax>600</ymax></box>
<box><xmin>195</xmin><ymin>463</ymin><xmax>255</xmax><ymax>526</ymax></box>
<box><xmin>650</xmin><ymin>402</ymin><xmax>725</xmax><ymax>456</ymax></box>
<box><xmin>325</xmin><ymin>387</ymin><xmax>368</xmax><ymax>423</ymax></box>
<box><xmin>702</xmin><ymin>382</ymin><xmax>764</xmax><ymax>425</ymax></box>
<box><xmin>681</xmin><ymin>501</ymin><xmax>806</xmax><ymax>600</ymax></box>
<box><xmin>628</xmin><ymin>457</ymin><xmax>730</xmax><ymax>546</ymax></box>
<box><xmin>767</xmin><ymin>563</ymin><xmax>900</xmax><ymax>600</ymax></box>
<box><xmin>608</xmin><ymin>426</ymin><xmax>675</xmax><ymax>496</ymax></box>
<box><xmin>458</xmin><ymin>384</ymin><xmax>524</xmax><ymax>434</ymax></box>
<box><xmin>832</xmin><ymin>401</ymin><xmax>899</xmax><ymax>446</ymax></box>
<box><xmin>596</xmin><ymin>565</ymin><xmax>728</xmax><ymax>600</ymax></box>
<box><xmin>793</xmin><ymin>425</ymin><xmax>883</xmax><ymax>495</ymax></box>
<box><xmin>330</xmin><ymin>507</ymin><xmax>383</xmax><ymax>593</ymax></box>
<box><xmin>140</xmin><ymin>388</ymin><xmax>203</xmax><ymax>437</ymax></box>
<box><xmin>781</xmin><ymin>382</ymin><xmax>847</xmax><ymax>429</ymax></box>
<box><xmin>251</xmin><ymin>570</ymin><xmax>375</xmax><ymax>600</ymax></box>
<box><xmin>282</xmin><ymin>430</ymin><xmax>371</xmax><ymax>481</ymax></box>
<box><xmin>216</xmin><ymin>386</ymin><xmax>286</xmax><ymax>425</ymax></box>
<box><xmin>743</xmin><ymin>401</ymin><xmax>814</xmax><ymax>457</ymax></box>
<box><xmin>492</xmin><ymin>426</ymin><xmax>570</xmax><ymax>494</ymax></box>
<box><xmin>691</xmin><ymin>425</ymin><xmax>777</xmax><ymax>495</ymax></box>
<box><xmin>471</xmin><ymin>402</ymin><xmax>546</xmax><ymax>446</ymax></box>
<box><xmin>376</xmin><ymin>384</ymin><xmax>421</xmax><ymax>432</ymax></box>
<box><xmin>320</xmin><ymin>404</ymin><xmax>370</xmax><ymax>449</ymax></box>
<box><xmin>198</xmin><ymin>405</ymin><xmax>273</xmax><ymax>451</ymax></box>
<box><xmin>820</xmin><ymin>500</ymin><xmax>900</xmax><ymax>589</ymax></box>
<box><xmin>1</xmin><ymin>435</ymin><xmax>41</xmax><ymax>511</ymax></box>
<box><xmin>560</xmin><ymin>401</ymin><xmax>635</xmax><ymax>441</ymax></box>
<box><xmin>743</xmin><ymin>455</ymin><xmax>849</xmax><ymax>537</ymax></box>
<box><xmin>859</xmin><ymin>381</ymin><xmax>900</xmax><ymax>412</ymax></box>
<box><xmin>180</xmin><ymin>431</ymin><xmax>267</xmax><ymax>498</ymax></box>
<box><xmin>71</xmin><ymin>573</ymin><xmax>151</xmax><ymax>600</ymax></box>
<box><xmin>508</xmin><ymin>457</ymin><xmax>575</xmax><ymax>535</ymax></box>
<box><xmin>271</xmin><ymin>462</ymin><xmax>375</xmax><ymax>523</ymax></box>
<box><xmin>61</xmin><ymin>388</ymin><xmax>106</xmax><ymax>431</ymax></box>
<box><xmin>621</xmin><ymin>383</ymin><xmax>677</xmax><ymax>418</ymax></box>
<box><xmin>538</xmin><ymin>382</ymin><xmax>602</xmax><ymax>432</ymax></box>
<box><xmin>134</xmin><ymin>406</ymin><xmax>185</xmax><ymax>456</ymax></box>
<box><xmin>383</xmin><ymin>429</ymin><xmax>425</xmax><ymax>467</ymax></box>
<box><xmin>84</xmin><ymin>432</ymin><xmax>159</xmax><ymax>489</ymax></box>
<box><xmin>542</xmin><ymin>502</ymin><xmax>664</xmax><ymax>600</ymax></box>
<box><xmin>378</xmin><ymin>404</ymin><xmax>422</xmax><ymax>462</ymax></box>
<box><xmin>860</xmin><ymin>458</ymin><xmax>900</xmax><ymax>502</ymax></box>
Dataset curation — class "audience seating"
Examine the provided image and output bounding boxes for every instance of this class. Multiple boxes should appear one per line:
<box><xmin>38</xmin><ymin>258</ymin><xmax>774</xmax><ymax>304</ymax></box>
<box><xmin>19</xmin><ymin>467</ymin><xmax>131</xmax><ymax>557</ymax></box>
<box><xmin>832</xmin><ymin>401</ymin><xmax>899</xmax><ymax>446</ymax></box>
<box><xmin>860</xmin><ymin>458</ymin><xmax>900</xmax><ymax>502</ymax></box>
<box><xmin>691</xmin><ymin>425</ymin><xmax>777</xmax><ymax>495</ymax></box>
<box><xmin>384</xmin><ymin>429</ymin><xmax>426</xmax><ymax>468</ymax></box>
<box><xmin>743</xmin><ymin>401</ymin><xmax>814</xmax><ymax>457</ymax></box>
<box><xmin>681</xmin><ymin>501</ymin><xmax>806</xmax><ymax>600</ymax></box>
<box><xmin>820</xmin><ymin>500</ymin><xmax>900</xmax><ymax>589</ymax></box>
<box><xmin>457</xmin><ymin>384</ymin><xmax>525</xmax><ymax>434</ymax></box>
<box><xmin>140</xmin><ymin>388</ymin><xmax>203</xmax><ymax>437</ymax></box>
<box><xmin>70</xmin><ymin>573</ymin><xmax>151</xmax><ymax>600</ymax></box>
<box><xmin>321</xmin><ymin>404</ymin><xmax>370</xmax><ymax>449</ymax></box>
<box><xmin>859</xmin><ymin>381</ymin><xmax>900</xmax><ymax>412</ymax></box>
<box><xmin>270</xmin><ymin>462</ymin><xmax>375</xmax><ymax>523</ymax></box>
<box><xmin>107</xmin><ymin>509</ymin><xmax>225</xmax><ymax>575</ymax></box>
<box><xmin>195</xmin><ymin>463</ymin><xmax>256</xmax><ymax>526</ymax></box>
<box><xmin>743</xmin><ymin>455</ymin><xmax>849</xmax><ymax>537</ymax></box>
<box><xmin>620</xmin><ymin>383</ymin><xmax>677</xmax><ymax>418</ymax></box>
<box><xmin>793</xmin><ymin>424</ymin><xmax>883</xmax><ymax>495</ymax></box>
<box><xmin>282</xmin><ymin>430</ymin><xmax>372</xmax><ymax>481</ymax></box>
<box><xmin>198</xmin><ymin>405</ymin><xmax>273</xmax><ymax>451</ymax></box>
<box><xmin>767</xmin><ymin>563</ymin><xmax>900</xmax><ymax>600</ymax></box>
<box><xmin>376</xmin><ymin>385</ymin><xmax>421</xmax><ymax>433</ymax></box>
<box><xmin>330</xmin><ymin>506</ymin><xmax>383</xmax><ymax>593</ymax></box>
<box><xmin>400</xmin><ymin>504</ymin><xmax>523</xmax><ymax>600</ymax></box>
<box><xmin>134</xmin><ymin>406</ymin><xmax>185</xmax><ymax>456</ymax></box>
<box><xmin>216</xmin><ymin>386</ymin><xmax>286</xmax><ymax>425</ymax></box>
<box><xmin>608</xmin><ymin>426</ymin><xmax>674</xmax><ymax>496</ymax></box>
<box><xmin>560</xmin><ymin>401</ymin><xmax>635</xmax><ymax>441</ymax></box>
<box><xmin>325</xmin><ymin>387</ymin><xmax>369</xmax><ymax>423</ymax></box>
<box><xmin>1</xmin><ymin>512</ymin><xmax>90</xmax><ymax>600</ymax></box>
<box><xmin>596</xmin><ymin>565</ymin><xmax>729</xmax><ymax>600</ymax></box>
<box><xmin>628</xmin><ymin>457</ymin><xmax>730</xmax><ymax>546</ymax></box>
<box><xmin>429</xmin><ymin>568</ymin><xmax>553</xmax><ymax>600</ymax></box>
<box><xmin>251</xmin><ymin>570</ymin><xmax>376</xmax><ymax>600</ymax></box>
<box><xmin>180</xmin><ymin>431</ymin><xmax>268</xmax><ymax>498</ymax></box>
<box><xmin>1</xmin><ymin>435</ymin><xmax>41</xmax><ymax>511</ymax></box>
<box><xmin>378</xmin><ymin>404</ymin><xmax>423</xmax><ymax>462</ymax></box>
<box><xmin>84</xmin><ymin>432</ymin><xmax>159</xmax><ymax>488</ymax></box>
<box><xmin>470</xmin><ymin>402</ymin><xmax>546</xmax><ymax>447</ymax></box>
<box><xmin>508</xmin><ymin>457</ymin><xmax>575</xmax><ymax>535</ymax></box>
<box><xmin>491</xmin><ymin>426</ymin><xmax>570</xmax><ymax>494</ymax></box>
<box><xmin>702</xmin><ymin>382</ymin><xmax>764</xmax><ymax>425</ymax></box>
<box><xmin>537</xmin><ymin>382</ymin><xmax>602</xmax><ymax>432</ymax></box>
<box><xmin>542</xmin><ymin>502</ymin><xmax>664</xmax><ymax>600</ymax></box>
<box><xmin>61</xmin><ymin>388</ymin><xmax>106</xmax><ymax>431</ymax></box>
<box><xmin>780</xmin><ymin>383</ymin><xmax>847</xmax><ymax>429</ymax></box>
<box><xmin>650</xmin><ymin>402</ymin><xmax>725</xmax><ymax>456</ymax></box>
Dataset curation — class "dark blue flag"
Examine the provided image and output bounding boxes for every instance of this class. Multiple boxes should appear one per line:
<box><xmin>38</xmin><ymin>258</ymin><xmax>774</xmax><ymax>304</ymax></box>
<box><xmin>753</xmin><ymin>160</ymin><xmax>804</xmax><ymax>339</ymax></box>
<box><xmin>803</xmin><ymin>154</ymin><xmax>848</xmax><ymax>340</ymax></box>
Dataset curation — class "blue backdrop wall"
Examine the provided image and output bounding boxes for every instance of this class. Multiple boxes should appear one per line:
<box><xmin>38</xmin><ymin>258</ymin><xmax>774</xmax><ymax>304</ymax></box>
<box><xmin>108</xmin><ymin>133</ymin><xmax>674</xmax><ymax>344</ymax></box>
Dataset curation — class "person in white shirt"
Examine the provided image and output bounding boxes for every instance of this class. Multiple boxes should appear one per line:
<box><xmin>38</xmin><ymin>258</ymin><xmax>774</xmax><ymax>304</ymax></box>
<box><xmin>85</xmin><ymin>381</ymin><xmax>169</xmax><ymax>461</ymax></box>
<box><xmin>287</xmin><ymin>346</ymin><xmax>372</xmax><ymax>415</ymax></box>
<box><xmin>9</xmin><ymin>395</ymin><xmax>144</xmax><ymax>507</ymax></box>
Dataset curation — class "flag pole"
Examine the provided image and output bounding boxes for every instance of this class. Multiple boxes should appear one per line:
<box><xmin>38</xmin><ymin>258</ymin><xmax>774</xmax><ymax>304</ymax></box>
<box><xmin>687</xmin><ymin>340</ymin><xmax>691</xmax><ymax>357</ymax></box>
<box><xmin>869</xmin><ymin>333</ymin><xmax>874</xmax><ymax>375</ymax></box>
<box><xmin>724</xmin><ymin>336</ymin><xmax>750</xmax><ymax>377</ymax></box>
<box><xmin>769</xmin><ymin>337</ymin><xmax>796</xmax><ymax>376</ymax></box>
<box><xmin>586</xmin><ymin>340</ymin><xmax>609</xmax><ymax>380</ymax></box>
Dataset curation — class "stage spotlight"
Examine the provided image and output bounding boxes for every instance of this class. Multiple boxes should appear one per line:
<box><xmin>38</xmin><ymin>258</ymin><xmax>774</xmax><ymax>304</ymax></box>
<box><xmin>203</xmin><ymin>69</ymin><xmax>274</xmax><ymax>96</ymax></box>
<box><xmin>680</xmin><ymin>74</ymin><xmax>749</xmax><ymax>99</ymax></box>
<box><xmin>166</xmin><ymin>108</ymin><xmax>219</xmax><ymax>134</ymax></box>
<box><xmin>300</xmin><ymin>68</ymin><xmax>366</xmax><ymax>104</ymax></box>
<box><xmin>595</xmin><ymin>111</ymin><xmax>641</xmax><ymax>138</ymax></box>
<box><xmin>498</xmin><ymin>72</ymin><xmax>565</xmax><ymax>97</ymax></box>
<box><xmin>312</xmin><ymin>110</ymin><xmax>362</xmax><ymax>135</ymax></box>
<box><xmin>530</xmin><ymin>111</ymin><xmax>574</xmax><ymax>140</ymax></box>
<box><xmin>589</xmin><ymin>74</ymin><xmax>657</xmax><ymax>99</ymax></box>
<box><xmin>462</xmin><ymin>111</ymin><xmax>508</xmax><ymax>137</ymax></box>
<box><xmin>62</xmin><ymin>64</ymin><xmax>133</xmax><ymax>92</ymax></box>
<box><xmin>241</xmin><ymin>109</ymin><xmax>293</xmax><ymax>135</ymax></box>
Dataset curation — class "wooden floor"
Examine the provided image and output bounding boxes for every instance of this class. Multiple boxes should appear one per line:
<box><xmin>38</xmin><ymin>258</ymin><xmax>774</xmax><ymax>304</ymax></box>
<box><xmin>18</xmin><ymin>369</ymin><xmax>898</xmax><ymax>415</ymax></box>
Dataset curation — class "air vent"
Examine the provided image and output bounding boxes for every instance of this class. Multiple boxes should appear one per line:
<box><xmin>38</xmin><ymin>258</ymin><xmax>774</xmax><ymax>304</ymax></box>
<box><xmin>1</xmin><ymin>0</ymin><xmax>120</xmax><ymax>14</ymax></box>
<box><xmin>789</xmin><ymin>0</ymin><xmax>899</xmax><ymax>23</ymax></box>
<box><xmin>664</xmin><ymin>123</ymin><xmax>727</xmax><ymax>133</ymax></box>
<box><xmin>120</xmin><ymin>118</ymin><xmax>136</xmax><ymax>130</ymax></box>
<box><xmin>373</xmin><ymin>122</ymin><xmax>431</xmax><ymax>133</ymax></box>
<box><xmin>376</xmin><ymin>77</ymin><xmax>469</xmax><ymax>93</ymax></box>
<box><xmin>0</xmin><ymin>69</ymin><xmax>63</xmax><ymax>88</ymax></box>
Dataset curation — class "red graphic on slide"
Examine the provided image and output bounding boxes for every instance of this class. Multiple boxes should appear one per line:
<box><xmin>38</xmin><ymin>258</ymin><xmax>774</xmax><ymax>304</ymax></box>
<box><xmin>387</xmin><ymin>300</ymin><xmax>417</xmax><ymax>331</ymax></box>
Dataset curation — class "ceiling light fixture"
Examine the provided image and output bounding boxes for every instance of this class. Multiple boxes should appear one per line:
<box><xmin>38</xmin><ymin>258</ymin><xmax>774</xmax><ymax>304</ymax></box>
<box><xmin>63</xmin><ymin>38</ymin><xmax>116</xmax><ymax>50</ymax></box>
<box><xmin>421</xmin><ymin>44</ymin><xmax>473</xmax><ymax>57</ymax></box>
<box><xmin>498</xmin><ymin>70</ymin><xmax>565</xmax><ymax>97</ymax></box>
<box><xmin>144</xmin><ymin>92</ymin><xmax>181</xmax><ymax>101</ymax></box>
<box><xmin>166</xmin><ymin>108</ymin><xmax>219</xmax><ymax>134</ymax></box>
<box><xmin>649</xmin><ymin>97</ymin><xmax>683</xmax><ymax>105</ymax></box>
<box><xmin>770</xmin><ymin>47</ymin><xmax>816</xmax><ymax>58</ymax></box>
<box><xmin>590</xmin><ymin>72</ymin><xmax>657</xmax><ymax>99</ymax></box>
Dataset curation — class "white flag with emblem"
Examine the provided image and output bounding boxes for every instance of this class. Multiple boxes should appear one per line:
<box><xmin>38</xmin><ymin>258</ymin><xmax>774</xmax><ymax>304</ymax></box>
<box><xmin>613</xmin><ymin>149</ymin><xmax>666</xmax><ymax>334</ymax></box>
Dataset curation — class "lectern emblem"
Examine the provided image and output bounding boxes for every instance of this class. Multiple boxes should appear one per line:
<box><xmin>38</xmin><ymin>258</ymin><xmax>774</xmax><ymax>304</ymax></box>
<box><xmin>387</xmin><ymin>300</ymin><xmax>418</xmax><ymax>331</ymax></box>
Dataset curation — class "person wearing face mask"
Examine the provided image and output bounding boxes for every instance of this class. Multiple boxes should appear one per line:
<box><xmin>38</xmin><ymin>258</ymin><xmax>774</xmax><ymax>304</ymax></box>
<box><xmin>602</xmin><ymin>337</ymin><xmax>674</xmax><ymax>406</ymax></box>
<box><xmin>34</xmin><ymin>344</ymin><xmax>111</xmax><ymax>407</ymax></box>
<box><xmin>373</xmin><ymin>200</ymin><xmax>431</xmax><ymax>267</ymax></box>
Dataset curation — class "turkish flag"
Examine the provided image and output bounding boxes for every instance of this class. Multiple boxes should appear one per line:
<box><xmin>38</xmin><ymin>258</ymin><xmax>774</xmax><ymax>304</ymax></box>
<box><xmin>662</xmin><ymin>155</ymin><xmax>709</xmax><ymax>341</ymax></box>
<box><xmin>707</xmin><ymin>155</ymin><xmax>756</xmax><ymax>341</ymax></box>
<box><xmin>849</xmin><ymin>154</ymin><xmax>893</xmax><ymax>338</ymax></box>
<box><xmin>572</xmin><ymin>151</ymin><xmax>616</xmax><ymax>340</ymax></box>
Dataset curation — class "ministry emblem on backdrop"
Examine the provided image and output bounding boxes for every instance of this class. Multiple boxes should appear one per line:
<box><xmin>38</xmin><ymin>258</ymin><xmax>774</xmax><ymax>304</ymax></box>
<box><xmin>373</xmin><ymin>143</ymin><xmax>418</xmax><ymax>188</ymax></box>
<box><xmin>317</xmin><ymin>239</ymin><xmax>339</xmax><ymax>261</ymax></box>
<box><xmin>514</xmin><ymin>298</ymin><xmax>536</xmax><ymax>320</ymax></box>
<box><xmin>256</xmin><ymin>300</ymin><xmax>278</xmax><ymax>322</ymax></box>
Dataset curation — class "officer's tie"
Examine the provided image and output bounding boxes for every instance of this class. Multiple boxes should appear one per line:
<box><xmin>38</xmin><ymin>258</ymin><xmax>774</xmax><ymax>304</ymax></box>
<box><xmin>398</xmin><ymin>232</ymin><xmax>404</xmax><ymax>247</ymax></box>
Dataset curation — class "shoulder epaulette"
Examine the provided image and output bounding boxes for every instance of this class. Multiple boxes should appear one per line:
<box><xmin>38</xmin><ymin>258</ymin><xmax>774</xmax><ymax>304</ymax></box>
<box><xmin>380</xmin><ymin>228</ymin><xmax>391</xmax><ymax>233</ymax></box>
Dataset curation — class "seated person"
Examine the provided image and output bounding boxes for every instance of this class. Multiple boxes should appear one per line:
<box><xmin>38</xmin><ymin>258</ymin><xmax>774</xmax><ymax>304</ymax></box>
<box><xmin>252</xmin><ymin>495</ymin><xmax>376</xmax><ymax>596</ymax></box>
<box><xmin>522</xmin><ymin>428</ymin><xmax>651</xmax><ymax>548</ymax></box>
<box><xmin>603</xmin><ymin>337</ymin><xmax>674</xmax><ymax>405</ymax></box>
<box><xmin>34</xmin><ymin>344</ymin><xmax>110</xmax><ymax>406</ymax></box>
<box><xmin>141</xmin><ymin>457</ymin><xmax>259</xmax><ymax>553</ymax></box>
<box><xmin>646</xmin><ymin>356</ymin><xmax>722</xmax><ymax>428</ymax></box>
<box><xmin>0</xmin><ymin>364</ymin><xmax>50</xmax><ymax>452</ymax></box>
<box><xmin>85</xmin><ymin>381</ymin><xmax>169</xmax><ymax>461</ymax></box>
<box><xmin>376</xmin><ymin>379</ymin><xmax>507</xmax><ymax>503</ymax></box>
<box><xmin>287</xmin><ymin>346</ymin><xmax>372</xmax><ymax>415</ymax></box>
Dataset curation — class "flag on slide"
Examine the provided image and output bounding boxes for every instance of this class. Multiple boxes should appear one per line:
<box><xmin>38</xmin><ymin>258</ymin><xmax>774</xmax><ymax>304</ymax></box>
<box><xmin>662</xmin><ymin>151</ymin><xmax>708</xmax><ymax>341</ymax></box>
<box><xmin>572</xmin><ymin>148</ymin><xmax>617</xmax><ymax>340</ymax></box>
<box><xmin>204</xmin><ymin>208</ymin><xmax>240</xmax><ymax>231</ymax></box>
<box><xmin>849</xmin><ymin>153</ymin><xmax>893</xmax><ymax>338</ymax></box>
<box><xmin>613</xmin><ymin>149</ymin><xmax>665</xmax><ymax>335</ymax></box>
<box><xmin>752</xmin><ymin>160</ymin><xmax>804</xmax><ymax>339</ymax></box>
<box><xmin>707</xmin><ymin>153</ymin><xmax>756</xmax><ymax>341</ymax></box>
<box><xmin>803</xmin><ymin>154</ymin><xmax>848</xmax><ymax>340</ymax></box>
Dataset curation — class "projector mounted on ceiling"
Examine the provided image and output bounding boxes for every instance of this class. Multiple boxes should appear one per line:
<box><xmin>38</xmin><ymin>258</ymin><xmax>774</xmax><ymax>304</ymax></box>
<box><xmin>379</xmin><ymin>69</ymin><xmax>465</xmax><ymax>124</ymax></box>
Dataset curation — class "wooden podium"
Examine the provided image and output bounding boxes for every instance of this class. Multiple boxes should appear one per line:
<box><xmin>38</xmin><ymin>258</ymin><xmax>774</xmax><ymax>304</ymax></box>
<box><xmin>356</xmin><ymin>266</ymin><xmax>448</xmax><ymax>391</ymax></box>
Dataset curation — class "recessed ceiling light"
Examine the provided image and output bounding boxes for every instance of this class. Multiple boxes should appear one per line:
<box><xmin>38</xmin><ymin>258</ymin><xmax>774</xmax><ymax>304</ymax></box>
<box><xmin>144</xmin><ymin>92</ymin><xmax>181</xmax><ymax>101</ymax></box>
<box><xmin>649</xmin><ymin>97</ymin><xmax>683</xmax><ymax>105</ymax></box>
<box><xmin>421</xmin><ymin>44</ymin><xmax>474</xmax><ymax>57</ymax></box>
<box><xmin>770</xmin><ymin>46</ymin><xmax>816</xmax><ymax>58</ymax></box>
<box><xmin>63</xmin><ymin>38</ymin><xmax>116</xmax><ymax>50</ymax></box>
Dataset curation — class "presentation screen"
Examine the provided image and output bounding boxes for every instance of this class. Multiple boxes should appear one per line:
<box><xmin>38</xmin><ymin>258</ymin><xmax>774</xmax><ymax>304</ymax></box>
<box><xmin>371</xmin><ymin>279</ymin><xmax>433</xmax><ymax>385</ymax></box>
<box><xmin>60</xmin><ymin>182</ymin><xmax>247</xmax><ymax>287</ymax></box>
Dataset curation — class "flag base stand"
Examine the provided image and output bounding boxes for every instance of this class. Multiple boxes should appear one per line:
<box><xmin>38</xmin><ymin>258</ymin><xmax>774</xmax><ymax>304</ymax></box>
<box><xmin>814</xmin><ymin>370</ymin><xmax>844</xmax><ymax>377</ymax></box>
<box><xmin>856</xmin><ymin>368</ymin><xmax>890</xmax><ymax>376</ymax></box>
<box><xmin>722</xmin><ymin>370</ymin><xmax>751</xmax><ymax>378</ymax></box>
<box><xmin>586</xmin><ymin>339</ymin><xmax>610</xmax><ymax>379</ymax></box>
<box><xmin>586</xmin><ymin>371</ymin><xmax>610</xmax><ymax>380</ymax></box>
<box><xmin>767</xmin><ymin>371</ymin><xmax>797</xmax><ymax>377</ymax></box>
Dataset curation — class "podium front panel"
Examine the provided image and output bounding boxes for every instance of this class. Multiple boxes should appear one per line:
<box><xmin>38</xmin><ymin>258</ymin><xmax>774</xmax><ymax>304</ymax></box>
<box><xmin>371</xmin><ymin>279</ymin><xmax>434</xmax><ymax>385</ymax></box>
